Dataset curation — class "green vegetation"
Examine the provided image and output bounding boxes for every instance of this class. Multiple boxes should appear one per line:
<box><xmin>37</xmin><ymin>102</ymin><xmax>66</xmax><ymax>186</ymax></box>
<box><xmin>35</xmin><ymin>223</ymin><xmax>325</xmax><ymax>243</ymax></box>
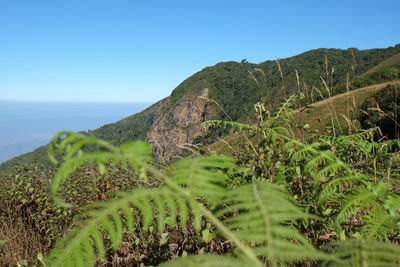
<box><xmin>294</xmin><ymin>81</ymin><xmax>400</xmax><ymax>135</ymax></box>
<box><xmin>1</xmin><ymin>44</ymin><xmax>400</xmax><ymax>266</ymax></box>
<box><xmin>344</xmin><ymin>65</ymin><xmax>400</xmax><ymax>91</ymax></box>
<box><xmin>92</xmin><ymin>107</ymin><xmax>155</xmax><ymax>145</ymax></box>
<box><xmin>2</xmin><ymin>93</ymin><xmax>399</xmax><ymax>266</ymax></box>
<box><xmin>364</xmin><ymin>52</ymin><xmax>400</xmax><ymax>75</ymax></box>
<box><xmin>31</xmin><ymin>97</ymin><xmax>400</xmax><ymax>266</ymax></box>
<box><xmin>358</xmin><ymin>84</ymin><xmax>400</xmax><ymax>139</ymax></box>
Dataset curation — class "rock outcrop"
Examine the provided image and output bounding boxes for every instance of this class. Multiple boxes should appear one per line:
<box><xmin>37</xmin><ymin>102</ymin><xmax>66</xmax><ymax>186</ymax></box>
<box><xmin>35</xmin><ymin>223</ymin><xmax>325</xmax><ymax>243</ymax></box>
<box><xmin>146</xmin><ymin>88</ymin><xmax>215</xmax><ymax>162</ymax></box>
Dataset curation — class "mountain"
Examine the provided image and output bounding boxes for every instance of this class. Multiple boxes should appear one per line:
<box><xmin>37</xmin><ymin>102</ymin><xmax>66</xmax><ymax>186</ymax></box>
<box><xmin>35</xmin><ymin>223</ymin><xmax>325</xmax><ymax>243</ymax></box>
<box><xmin>1</xmin><ymin>43</ymin><xmax>400</xmax><ymax>177</ymax></box>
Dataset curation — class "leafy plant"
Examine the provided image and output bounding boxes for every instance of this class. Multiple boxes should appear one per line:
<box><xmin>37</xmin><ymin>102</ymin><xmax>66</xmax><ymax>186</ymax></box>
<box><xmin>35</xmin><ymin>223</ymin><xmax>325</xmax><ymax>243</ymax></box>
<box><xmin>203</xmin><ymin>95</ymin><xmax>400</xmax><ymax>251</ymax></box>
<box><xmin>45</xmin><ymin>95</ymin><xmax>400</xmax><ymax>266</ymax></box>
<box><xmin>322</xmin><ymin>240</ymin><xmax>400</xmax><ymax>266</ymax></box>
<box><xmin>44</xmin><ymin>131</ymin><xmax>327</xmax><ymax>266</ymax></box>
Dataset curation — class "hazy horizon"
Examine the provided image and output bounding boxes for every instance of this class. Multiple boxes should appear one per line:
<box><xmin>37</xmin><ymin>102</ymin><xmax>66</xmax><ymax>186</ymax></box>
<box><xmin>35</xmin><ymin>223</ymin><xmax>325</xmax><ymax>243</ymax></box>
<box><xmin>0</xmin><ymin>101</ymin><xmax>151</xmax><ymax>163</ymax></box>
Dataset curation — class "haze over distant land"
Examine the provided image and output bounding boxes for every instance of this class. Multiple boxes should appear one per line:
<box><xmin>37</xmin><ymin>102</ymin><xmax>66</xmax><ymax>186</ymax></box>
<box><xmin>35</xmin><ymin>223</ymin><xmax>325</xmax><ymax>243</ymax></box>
<box><xmin>0</xmin><ymin>101</ymin><xmax>150</xmax><ymax>163</ymax></box>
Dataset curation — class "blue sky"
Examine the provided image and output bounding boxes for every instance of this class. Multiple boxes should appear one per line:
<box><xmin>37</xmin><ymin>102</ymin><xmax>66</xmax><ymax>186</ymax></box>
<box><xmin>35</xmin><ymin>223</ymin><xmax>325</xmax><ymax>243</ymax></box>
<box><xmin>0</xmin><ymin>0</ymin><xmax>399</xmax><ymax>103</ymax></box>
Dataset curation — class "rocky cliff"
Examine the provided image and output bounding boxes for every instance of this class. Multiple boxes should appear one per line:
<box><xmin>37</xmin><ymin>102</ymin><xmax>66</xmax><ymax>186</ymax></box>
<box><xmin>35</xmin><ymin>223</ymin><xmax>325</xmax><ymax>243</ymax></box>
<box><xmin>146</xmin><ymin>88</ymin><xmax>216</xmax><ymax>162</ymax></box>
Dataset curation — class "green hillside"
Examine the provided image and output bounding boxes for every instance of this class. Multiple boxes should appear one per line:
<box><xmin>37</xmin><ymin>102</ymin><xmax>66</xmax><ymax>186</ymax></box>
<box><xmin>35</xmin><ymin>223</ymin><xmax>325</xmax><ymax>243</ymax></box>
<box><xmin>1</xmin><ymin>43</ymin><xmax>400</xmax><ymax>177</ymax></box>
<box><xmin>171</xmin><ymin>44</ymin><xmax>400</xmax><ymax>122</ymax></box>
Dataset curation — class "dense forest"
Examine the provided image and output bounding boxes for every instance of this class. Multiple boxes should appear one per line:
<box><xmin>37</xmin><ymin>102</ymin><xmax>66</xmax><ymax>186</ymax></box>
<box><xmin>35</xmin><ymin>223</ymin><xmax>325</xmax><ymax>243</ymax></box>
<box><xmin>1</xmin><ymin>44</ymin><xmax>400</xmax><ymax>266</ymax></box>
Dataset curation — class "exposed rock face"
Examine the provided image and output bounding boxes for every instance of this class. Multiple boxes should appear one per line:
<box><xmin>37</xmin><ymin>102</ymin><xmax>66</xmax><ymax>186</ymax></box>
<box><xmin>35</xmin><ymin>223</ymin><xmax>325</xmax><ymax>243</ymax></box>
<box><xmin>146</xmin><ymin>88</ymin><xmax>215</xmax><ymax>162</ymax></box>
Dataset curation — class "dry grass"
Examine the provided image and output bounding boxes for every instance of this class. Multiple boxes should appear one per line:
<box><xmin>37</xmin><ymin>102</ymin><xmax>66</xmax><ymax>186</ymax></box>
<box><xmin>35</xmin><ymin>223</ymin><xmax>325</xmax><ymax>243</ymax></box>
<box><xmin>0</xmin><ymin>217</ymin><xmax>45</xmax><ymax>266</ymax></box>
<box><xmin>294</xmin><ymin>81</ymin><xmax>400</xmax><ymax>134</ymax></box>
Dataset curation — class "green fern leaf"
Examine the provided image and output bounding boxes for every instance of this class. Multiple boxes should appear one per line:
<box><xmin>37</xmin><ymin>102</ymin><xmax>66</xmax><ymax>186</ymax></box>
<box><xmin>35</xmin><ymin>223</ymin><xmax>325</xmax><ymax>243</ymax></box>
<box><xmin>48</xmin><ymin>132</ymin><xmax>152</xmax><ymax>206</ymax></box>
<box><xmin>322</xmin><ymin>240</ymin><xmax>400</xmax><ymax>267</ymax></box>
<box><xmin>45</xmin><ymin>187</ymin><xmax>198</xmax><ymax>266</ymax></box>
<box><xmin>159</xmin><ymin>254</ymin><xmax>252</xmax><ymax>267</ymax></box>
<box><xmin>318</xmin><ymin>174</ymin><xmax>367</xmax><ymax>205</ymax></box>
<box><xmin>335</xmin><ymin>182</ymin><xmax>390</xmax><ymax>226</ymax></box>
<box><xmin>361</xmin><ymin>194</ymin><xmax>400</xmax><ymax>240</ymax></box>
<box><xmin>216</xmin><ymin>182</ymin><xmax>323</xmax><ymax>264</ymax></box>
<box><xmin>168</xmin><ymin>155</ymin><xmax>235</xmax><ymax>206</ymax></box>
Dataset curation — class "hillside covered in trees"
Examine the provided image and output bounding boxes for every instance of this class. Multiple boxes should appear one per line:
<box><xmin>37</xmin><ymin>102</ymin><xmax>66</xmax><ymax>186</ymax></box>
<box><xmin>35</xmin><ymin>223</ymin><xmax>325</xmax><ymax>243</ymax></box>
<box><xmin>1</xmin><ymin>43</ymin><xmax>400</xmax><ymax>173</ymax></box>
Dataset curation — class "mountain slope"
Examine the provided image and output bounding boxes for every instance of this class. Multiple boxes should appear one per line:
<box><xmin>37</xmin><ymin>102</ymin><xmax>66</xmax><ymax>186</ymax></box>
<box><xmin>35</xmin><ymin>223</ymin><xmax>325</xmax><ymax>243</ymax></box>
<box><xmin>1</xmin><ymin>43</ymin><xmax>400</xmax><ymax>176</ymax></box>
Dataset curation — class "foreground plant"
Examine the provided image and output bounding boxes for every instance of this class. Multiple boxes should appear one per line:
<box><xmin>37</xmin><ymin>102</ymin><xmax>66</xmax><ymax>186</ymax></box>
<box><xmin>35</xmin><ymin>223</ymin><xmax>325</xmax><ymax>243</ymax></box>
<box><xmin>44</xmin><ymin>129</ymin><xmax>400</xmax><ymax>266</ymax></box>
<box><xmin>44</xmin><ymin>94</ymin><xmax>400</xmax><ymax>266</ymax></box>
<box><xmin>44</xmin><ymin>131</ymin><xmax>329</xmax><ymax>266</ymax></box>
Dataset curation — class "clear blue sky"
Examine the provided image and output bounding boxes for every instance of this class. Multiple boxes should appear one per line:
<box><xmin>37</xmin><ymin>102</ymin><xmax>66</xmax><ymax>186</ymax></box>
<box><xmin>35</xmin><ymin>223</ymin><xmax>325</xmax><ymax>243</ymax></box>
<box><xmin>0</xmin><ymin>0</ymin><xmax>399</xmax><ymax>103</ymax></box>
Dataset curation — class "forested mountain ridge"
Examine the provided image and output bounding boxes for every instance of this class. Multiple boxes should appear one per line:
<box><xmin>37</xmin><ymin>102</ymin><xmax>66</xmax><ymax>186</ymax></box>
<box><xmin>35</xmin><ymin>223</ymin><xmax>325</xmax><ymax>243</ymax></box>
<box><xmin>1</xmin><ymin>43</ymin><xmax>400</xmax><ymax>175</ymax></box>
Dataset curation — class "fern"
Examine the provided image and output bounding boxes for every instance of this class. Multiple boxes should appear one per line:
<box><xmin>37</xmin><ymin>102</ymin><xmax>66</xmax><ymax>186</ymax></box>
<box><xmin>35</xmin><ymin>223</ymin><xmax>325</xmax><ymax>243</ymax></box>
<box><xmin>317</xmin><ymin>174</ymin><xmax>366</xmax><ymax>205</ymax></box>
<box><xmin>335</xmin><ymin>182</ymin><xmax>390</xmax><ymax>227</ymax></box>
<box><xmin>48</xmin><ymin>131</ymin><xmax>152</xmax><ymax>206</ymax></box>
<box><xmin>46</xmin><ymin>187</ymin><xmax>202</xmax><ymax>266</ymax></box>
<box><xmin>158</xmin><ymin>254</ymin><xmax>252</xmax><ymax>267</ymax></box>
<box><xmin>168</xmin><ymin>155</ymin><xmax>235</xmax><ymax>207</ymax></box>
<box><xmin>361</xmin><ymin>210</ymin><xmax>398</xmax><ymax>241</ymax></box>
<box><xmin>361</xmin><ymin>194</ymin><xmax>400</xmax><ymax>240</ymax></box>
<box><xmin>44</xmin><ymin>90</ymin><xmax>400</xmax><ymax>266</ymax></box>
<box><xmin>215</xmin><ymin>182</ymin><xmax>325</xmax><ymax>265</ymax></box>
<box><xmin>207</xmin><ymin>94</ymin><xmax>399</xmax><ymax>246</ymax></box>
<box><xmin>322</xmin><ymin>240</ymin><xmax>400</xmax><ymax>267</ymax></box>
<box><xmin>274</xmin><ymin>93</ymin><xmax>302</xmax><ymax>119</ymax></box>
<box><xmin>45</xmin><ymin>131</ymin><xmax>328</xmax><ymax>266</ymax></box>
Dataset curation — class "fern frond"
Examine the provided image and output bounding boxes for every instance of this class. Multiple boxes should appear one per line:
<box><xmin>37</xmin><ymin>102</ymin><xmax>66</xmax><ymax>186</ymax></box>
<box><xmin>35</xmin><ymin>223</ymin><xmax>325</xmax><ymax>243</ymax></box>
<box><xmin>318</xmin><ymin>127</ymin><xmax>379</xmax><ymax>145</ymax></box>
<box><xmin>45</xmin><ymin>187</ymin><xmax>199</xmax><ymax>266</ymax></box>
<box><xmin>216</xmin><ymin>182</ymin><xmax>323</xmax><ymax>264</ymax></box>
<box><xmin>361</xmin><ymin>210</ymin><xmax>397</xmax><ymax>240</ymax></box>
<box><xmin>361</xmin><ymin>194</ymin><xmax>400</xmax><ymax>240</ymax></box>
<box><xmin>159</xmin><ymin>254</ymin><xmax>252</xmax><ymax>267</ymax></box>
<box><xmin>291</xmin><ymin>141</ymin><xmax>323</xmax><ymax>156</ymax></box>
<box><xmin>48</xmin><ymin>131</ymin><xmax>118</xmax><ymax>165</ymax></box>
<box><xmin>168</xmin><ymin>155</ymin><xmax>235</xmax><ymax>206</ymax></box>
<box><xmin>322</xmin><ymin>240</ymin><xmax>400</xmax><ymax>267</ymax></box>
<box><xmin>273</xmin><ymin>93</ymin><xmax>302</xmax><ymax>119</ymax></box>
<box><xmin>318</xmin><ymin>174</ymin><xmax>367</xmax><ymax>205</ymax></box>
<box><xmin>335</xmin><ymin>182</ymin><xmax>390</xmax><ymax>226</ymax></box>
<box><xmin>49</xmin><ymin>132</ymin><xmax>152</xmax><ymax>206</ymax></box>
<box><xmin>263</xmin><ymin>126</ymin><xmax>291</xmax><ymax>138</ymax></box>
